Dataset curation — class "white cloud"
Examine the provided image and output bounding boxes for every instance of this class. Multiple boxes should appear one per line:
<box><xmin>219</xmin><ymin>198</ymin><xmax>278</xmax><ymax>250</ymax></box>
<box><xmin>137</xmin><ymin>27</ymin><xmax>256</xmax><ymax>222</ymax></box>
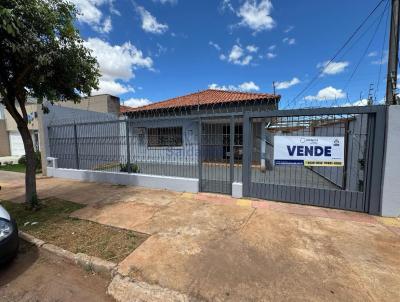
<box><xmin>240</xmin><ymin>55</ymin><xmax>253</xmax><ymax>65</ymax></box>
<box><xmin>209</xmin><ymin>81</ymin><xmax>260</xmax><ymax>92</ymax></box>
<box><xmin>246</xmin><ymin>45</ymin><xmax>259</xmax><ymax>53</ymax></box>
<box><xmin>85</xmin><ymin>38</ymin><xmax>153</xmax><ymax>80</ymax></box>
<box><xmin>209</xmin><ymin>41</ymin><xmax>221</xmax><ymax>51</ymax></box>
<box><xmin>275</xmin><ymin>77</ymin><xmax>300</xmax><ymax>90</ymax></box>
<box><xmin>237</xmin><ymin>0</ymin><xmax>275</xmax><ymax>33</ymax></box>
<box><xmin>96</xmin><ymin>79</ymin><xmax>134</xmax><ymax>95</ymax></box>
<box><xmin>123</xmin><ymin>98</ymin><xmax>151</xmax><ymax>108</ymax></box>
<box><xmin>221</xmin><ymin>0</ymin><xmax>235</xmax><ymax>12</ymax></box>
<box><xmin>153</xmin><ymin>0</ymin><xmax>177</xmax><ymax>5</ymax></box>
<box><xmin>304</xmin><ymin>86</ymin><xmax>346</xmax><ymax>101</ymax></box>
<box><xmin>341</xmin><ymin>99</ymin><xmax>370</xmax><ymax>107</ymax></box>
<box><xmin>318</xmin><ymin>61</ymin><xmax>349</xmax><ymax>75</ymax></box>
<box><xmin>371</xmin><ymin>51</ymin><xmax>388</xmax><ymax>65</ymax></box>
<box><xmin>238</xmin><ymin>81</ymin><xmax>260</xmax><ymax>91</ymax></box>
<box><xmin>70</xmin><ymin>0</ymin><xmax>117</xmax><ymax>33</ymax></box>
<box><xmin>266</xmin><ymin>52</ymin><xmax>276</xmax><ymax>59</ymax></box>
<box><xmin>368</xmin><ymin>51</ymin><xmax>378</xmax><ymax>57</ymax></box>
<box><xmin>137</xmin><ymin>6</ymin><xmax>168</xmax><ymax>34</ymax></box>
<box><xmin>284</xmin><ymin>25</ymin><xmax>294</xmax><ymax>33</ymax></box>
<box><xmin>228</xmin><ymin>45</ymin><xmax>244</xmax><ymax>61</ymax></box>
<box><xmin>268</xmin><ymin>44</ymin><xmax>276</xmax><ymax>51</ymax></box>
<box><xmin>84</xmin><ymin>38</ymin><xmax>153</xmax><ymax>96</ymax></box>
<box><xmin>283</xmin><ymin>37</ymin><xmax>296</xmax><ymax>45</ymax></box>
<box><xmin>101</xmin><ymin>16</ymin><xmax>112</xmax><ymax>33</ymax></box>
<box><xmin>221</xmin><ymin>44</ymin><xmax>253</xmax><ymax>66</ymax></box>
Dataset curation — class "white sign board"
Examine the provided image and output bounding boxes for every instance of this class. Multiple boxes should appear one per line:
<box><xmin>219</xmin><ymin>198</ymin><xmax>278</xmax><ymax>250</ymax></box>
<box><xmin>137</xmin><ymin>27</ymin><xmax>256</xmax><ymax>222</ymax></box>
<box><xmin>273</xmin><ymin>136</ymin><xmax>345</xmax><ymax>167</ymax></box>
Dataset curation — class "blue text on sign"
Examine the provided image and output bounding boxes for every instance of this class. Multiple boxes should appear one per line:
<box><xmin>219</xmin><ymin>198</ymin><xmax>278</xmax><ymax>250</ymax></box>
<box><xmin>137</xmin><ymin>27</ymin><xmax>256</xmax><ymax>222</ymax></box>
<box><xmin>287</xmin><ymin>145</ymin><xmax>332</xmax><ymax>157</ymax></box>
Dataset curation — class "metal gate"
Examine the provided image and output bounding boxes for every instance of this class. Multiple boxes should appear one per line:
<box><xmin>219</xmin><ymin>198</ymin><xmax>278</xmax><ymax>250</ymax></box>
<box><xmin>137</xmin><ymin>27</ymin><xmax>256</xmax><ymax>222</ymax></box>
<box><xmin>199</xmin><ymin>116</ymin><xmax>243</xmax><ymax>194</ymax></box>
<box><xmin>242</xmin><ymin>106</ymin><xmax>386</xmax><ymax>214</ymax></box>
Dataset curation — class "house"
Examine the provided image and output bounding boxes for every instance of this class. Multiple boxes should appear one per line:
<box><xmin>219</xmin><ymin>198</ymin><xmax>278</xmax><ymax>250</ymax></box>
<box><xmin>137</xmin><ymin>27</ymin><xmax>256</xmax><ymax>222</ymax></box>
<box><xmin>44</xmin><ymin>90</ymin><xmax>390</xmax><ymax>215</ymax></box>
<box><xmin>122</xmin><ymin>90</ymin><xmax>280</xmax><ymax>159</ymax></box>
<box><xmin>124</xmin><ymin>89</ymin><xmax>279</xmax><ymax>117</ymax></box>
<box><xmin>0</xmin><ymin>99</ymin><xmax>41</xmax><ymax>158</ymax></box>
<box><xmin>0</xmin><ymin>94</ymin><xmax>122</xmax><ymax>159</ymax></box>
<box><xmin>45</xmin><ymin>88</ymin><xmax>279</xmax><ymax>193</ymax></box>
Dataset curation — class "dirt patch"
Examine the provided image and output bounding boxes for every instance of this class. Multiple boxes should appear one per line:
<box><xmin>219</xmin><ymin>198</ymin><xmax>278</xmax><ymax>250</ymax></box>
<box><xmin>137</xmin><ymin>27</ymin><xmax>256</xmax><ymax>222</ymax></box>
<box><xmin>1</xmin><ymin>198</ymin><xmax>149</xmax><ymax>263</ymax></box>
<box><xmin>0</xmin><ymin>240</ymin><xmax>114</xmax><ymax>302</ymax></box>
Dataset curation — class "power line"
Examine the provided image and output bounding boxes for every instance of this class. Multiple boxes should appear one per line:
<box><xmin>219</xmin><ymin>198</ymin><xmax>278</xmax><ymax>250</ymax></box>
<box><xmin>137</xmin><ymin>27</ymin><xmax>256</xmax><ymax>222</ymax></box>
<box><xmin>286</xmin><ymin>0</ymin><xmax>388</xmax><ymax>108</ymax></box>
<box><xmin>287</xmin><ymin>10</ymin><xmax>386</xmax><ymax>109</ymax></box>
<box><xmin>338</xmin><ymin>6</ymin><xmax>388</xmax><ymax>61</ymax></box>
<box><xmin>344</xmin><ymin>0</ymin><xmax>389</xmax><ymax>91</ymax></box>
<box><xmin>375</xmin><ymin>2</ymin><xmax>391</xmax><ymax>101</ymax></box>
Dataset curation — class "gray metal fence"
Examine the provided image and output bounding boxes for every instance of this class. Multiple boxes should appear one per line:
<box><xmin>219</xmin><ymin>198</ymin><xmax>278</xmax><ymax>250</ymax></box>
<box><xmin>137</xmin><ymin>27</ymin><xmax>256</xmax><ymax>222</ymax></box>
<box><xmin>49</xmin><ymin>118</ymin><xmax>199</xmax><ymax>178</ymax></box>
<box><xmin>242</xmin><ymin>106</ymin><xmax>386</xmax><ymax>215</ymax></box>
<box><xmin>48</xmin><ymin>105</ymin><xmax>386</xmax><ymax>214</ymax></box>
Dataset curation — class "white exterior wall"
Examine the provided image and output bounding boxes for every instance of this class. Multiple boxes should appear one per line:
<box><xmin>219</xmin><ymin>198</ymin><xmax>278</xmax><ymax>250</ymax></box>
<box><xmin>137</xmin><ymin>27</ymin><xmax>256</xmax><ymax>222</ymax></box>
<box><xmin>381</xmin><ymin>105</ymin><xmax>400</xmax><ymax>217</ymax></box>
<box><xmin>47</xmin><ymin>158</ymin><xmax>199</xmax><ymax>194</ymax></box>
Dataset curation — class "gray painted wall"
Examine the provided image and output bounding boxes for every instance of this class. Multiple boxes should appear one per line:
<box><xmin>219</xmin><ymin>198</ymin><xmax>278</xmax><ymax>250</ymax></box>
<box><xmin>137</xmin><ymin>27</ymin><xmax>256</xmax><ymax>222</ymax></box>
<box><xmin>381</xmin><ymin>105</ymin><xmax>400</xmax><ymax>217</ymax></box>
<box><xmin>39</xmin><ymin>104</ymin><xmax>119</xmax><ymax>173</ymax></box>
<box><xmin>127</xmin><ymin>118</ymin><xmax>199</xmax><ymax>165</ymax></box>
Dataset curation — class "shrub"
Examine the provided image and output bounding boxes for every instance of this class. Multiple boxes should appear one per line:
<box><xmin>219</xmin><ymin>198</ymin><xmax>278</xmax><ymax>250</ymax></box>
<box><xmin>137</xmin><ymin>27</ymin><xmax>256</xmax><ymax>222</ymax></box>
<box><xmin>18</xmin><ymin>151</ymin><xmax>42</xmax><ymax>171</ymax></box>
<box><xmin>120</xmin><ymin>163</ymin><xmax>140</xmax><ymax>173</ymax></box>
<box><xmin>18</xmin><ymin>155</ymin><xmax>26</xmax><ymax>165</ymax></box>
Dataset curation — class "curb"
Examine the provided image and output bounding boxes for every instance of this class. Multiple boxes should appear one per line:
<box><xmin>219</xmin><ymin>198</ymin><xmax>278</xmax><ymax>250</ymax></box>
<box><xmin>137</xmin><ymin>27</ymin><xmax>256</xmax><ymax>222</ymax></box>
<box><xmin>19</xmin><ymin>231</ymin><xmax>199</xmax><ymax>302</ymax></box>
<box><xmin>19</xmin><ymin>231</ymin><xmax>117</xmax><ymax>277</ymax></box>
<box><xmin>107</xmin><ymin>274</ymin><xmax>201</xmax><ymax>302</ymax></box>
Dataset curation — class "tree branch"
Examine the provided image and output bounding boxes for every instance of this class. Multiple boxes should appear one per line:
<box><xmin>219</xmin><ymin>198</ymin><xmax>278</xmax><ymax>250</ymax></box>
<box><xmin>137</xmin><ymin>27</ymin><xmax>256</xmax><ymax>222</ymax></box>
<box><xmin>3</xmin><ymin>93</ymin><xmax>25</xmax><ymax>127</ymax></box>
<box><xmin>15</xmin><ymin>64</ymin><xmax>33</xmax><ymax>88</ymax></box>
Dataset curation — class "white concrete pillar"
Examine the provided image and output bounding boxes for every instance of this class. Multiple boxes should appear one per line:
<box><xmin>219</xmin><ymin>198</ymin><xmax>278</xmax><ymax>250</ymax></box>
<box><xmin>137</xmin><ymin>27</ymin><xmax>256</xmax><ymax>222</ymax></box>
<box><xmin>381</xmin><ymin>105</ymin><xmax>400</xmax><ymax>217</ymax></box>
<box><xmin>232</xmin><ymin>182</ymin><xmax>243</xmax><ymax>198</ymax></box>
<box><xmin>260</xmin><ymin>120</ymin><xmax>266</xmax><ymax>172</ymax></box>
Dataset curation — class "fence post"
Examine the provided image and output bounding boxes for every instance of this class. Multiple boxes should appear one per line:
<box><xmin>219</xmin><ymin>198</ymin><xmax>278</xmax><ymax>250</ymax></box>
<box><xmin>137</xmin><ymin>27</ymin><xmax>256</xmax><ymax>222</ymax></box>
<box><xmin>242</xmin><ymin>113</ymin><xmax>251</xmax><ymax>196</ymax></box>
<box><xmin>229</xmin><ymin>116</ymin><xmax>235</xmax><ymax>192</ymax></box>
<box><xmin>73</xmin><ymin>123</ymin><xmax>79</xmax><ymax>170</ymax></box>
<box><xmin>198</xmin><ymin>118</ymin><xmax>202</xmax><ymax>191</ymax></box>
<box><xmin>126</xmin><ymin>120</ymin><xmax>131</xmax><ymax>173</ymax></box>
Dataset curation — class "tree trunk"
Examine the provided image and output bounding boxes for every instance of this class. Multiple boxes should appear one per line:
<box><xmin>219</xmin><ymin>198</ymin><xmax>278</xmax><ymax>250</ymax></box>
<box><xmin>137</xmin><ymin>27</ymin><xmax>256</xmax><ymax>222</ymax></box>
<box><xmin>17</xmin><ymin>121</ymin><xmax>37</xmax><ymax>206</ymax></box>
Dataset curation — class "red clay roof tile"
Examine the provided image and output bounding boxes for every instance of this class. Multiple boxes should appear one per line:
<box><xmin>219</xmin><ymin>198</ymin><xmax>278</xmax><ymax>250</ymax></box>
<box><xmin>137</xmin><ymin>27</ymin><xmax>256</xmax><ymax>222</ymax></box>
<box><xmin>120</xmin><ymin>105</ymin><xmax>134</xmax><ymax>114</ymax></box>
<box><xmin>123</xmin><ymin>89</ymin><xmax>280</xmax><ymax>113</ymax></box>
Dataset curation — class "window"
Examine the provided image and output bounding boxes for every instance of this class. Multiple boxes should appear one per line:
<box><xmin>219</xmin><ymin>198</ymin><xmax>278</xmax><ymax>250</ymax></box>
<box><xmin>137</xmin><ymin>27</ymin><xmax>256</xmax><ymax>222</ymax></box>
<box><xmin>147</xmin><ymin>127</ymin><xmax>183</xmax><ymax>147</ymax></box>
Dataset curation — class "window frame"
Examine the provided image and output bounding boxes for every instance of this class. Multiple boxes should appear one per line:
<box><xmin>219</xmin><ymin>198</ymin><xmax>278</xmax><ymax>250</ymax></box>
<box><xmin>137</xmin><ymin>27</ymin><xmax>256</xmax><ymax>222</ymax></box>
<box><xmin>147</xmin><ymin>126</ymin><xmax>183</xmax><ymax>148</ymax></box>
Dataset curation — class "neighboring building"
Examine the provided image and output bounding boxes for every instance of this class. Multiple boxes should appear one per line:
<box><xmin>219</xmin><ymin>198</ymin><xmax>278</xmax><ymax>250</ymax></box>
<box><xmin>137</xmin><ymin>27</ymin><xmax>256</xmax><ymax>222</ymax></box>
<box><xmin>0</xmin><ymin>94</ymin><xmax>121</xmax><ymax>157</ymax></box>
<box><xmin>0</xmin><ymin>105</ymin><xmax>10</xmax><ymax>156</ymax></box>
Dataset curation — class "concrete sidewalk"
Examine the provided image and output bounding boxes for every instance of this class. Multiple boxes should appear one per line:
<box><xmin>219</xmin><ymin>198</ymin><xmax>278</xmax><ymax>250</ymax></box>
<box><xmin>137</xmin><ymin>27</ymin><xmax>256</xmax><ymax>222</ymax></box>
<box><xmin>1</xmin><ymin>171</ymin><xmax>399</xmax><ymax>301</ymax></box>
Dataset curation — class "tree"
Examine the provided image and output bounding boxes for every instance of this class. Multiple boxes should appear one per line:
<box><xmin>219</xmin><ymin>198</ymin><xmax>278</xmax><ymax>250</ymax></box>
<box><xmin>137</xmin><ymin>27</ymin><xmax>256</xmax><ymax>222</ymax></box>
<box><xmin>0</xmin><ymin>0</ymin><xmax>100</xmax><ymax>208</ymax></box>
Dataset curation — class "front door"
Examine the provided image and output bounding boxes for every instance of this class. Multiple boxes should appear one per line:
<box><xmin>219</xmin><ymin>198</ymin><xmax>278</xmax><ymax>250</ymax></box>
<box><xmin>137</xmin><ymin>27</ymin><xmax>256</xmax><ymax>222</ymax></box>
<box><xmin>199</xmin><ymin>117</ymin><xmax>242</xmax><ymax>194</ymax></box>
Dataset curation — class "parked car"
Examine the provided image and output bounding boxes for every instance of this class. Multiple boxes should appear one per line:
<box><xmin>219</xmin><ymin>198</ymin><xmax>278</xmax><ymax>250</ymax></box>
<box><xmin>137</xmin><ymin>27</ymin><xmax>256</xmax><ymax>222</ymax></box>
<box><xmin>0</xmin><ymin>205</ymin><xmax>19</xmax><ymax>264</ymax></box>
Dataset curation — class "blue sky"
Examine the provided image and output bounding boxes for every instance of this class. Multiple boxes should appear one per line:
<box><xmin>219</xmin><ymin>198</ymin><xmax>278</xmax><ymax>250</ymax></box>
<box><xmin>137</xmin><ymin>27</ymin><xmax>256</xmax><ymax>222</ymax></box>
<box><xmin>71</xmin><ymin>0</ymin><xmax>390</xmax><ymax>108</ymax></box>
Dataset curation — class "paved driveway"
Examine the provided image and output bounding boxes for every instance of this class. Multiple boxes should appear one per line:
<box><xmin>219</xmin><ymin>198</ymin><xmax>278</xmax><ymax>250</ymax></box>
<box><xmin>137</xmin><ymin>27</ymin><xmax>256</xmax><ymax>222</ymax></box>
<box><xmin>1</xmin><ymin>171</ymin><xmax>399</xmax><ymax>301</ymax></box>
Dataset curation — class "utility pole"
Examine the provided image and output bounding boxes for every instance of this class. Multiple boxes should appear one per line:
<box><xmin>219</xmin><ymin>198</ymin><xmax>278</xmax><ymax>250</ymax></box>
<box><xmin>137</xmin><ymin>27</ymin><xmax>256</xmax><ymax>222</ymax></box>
<box><xmin>368</xmin><ymin>83</ymin><xmax>374</xmax><ymax>105</ymax></box>
<box><xmin>386</xmin><ymin>0</ymin><xmax>400</xmax><ymax>105</ymax></box>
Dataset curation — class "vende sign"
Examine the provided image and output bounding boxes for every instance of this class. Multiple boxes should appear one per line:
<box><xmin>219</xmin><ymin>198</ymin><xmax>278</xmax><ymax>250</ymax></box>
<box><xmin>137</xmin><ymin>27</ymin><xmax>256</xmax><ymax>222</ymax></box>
<box><xmin>274</xmin><ymin>136</ymin><xmax>345</xmax><ymax>167</ymax></box>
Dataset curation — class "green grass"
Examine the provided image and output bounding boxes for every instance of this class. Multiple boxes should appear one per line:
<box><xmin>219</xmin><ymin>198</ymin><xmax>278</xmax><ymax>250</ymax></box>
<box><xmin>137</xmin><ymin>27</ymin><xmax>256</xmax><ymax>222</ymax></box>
<box><xmin>1</xmin><ymin>198</ymin><xmax>148</xmax><ymax>262</ymax></box>
<box><xmin>0</xmin><ymin>163</ymin><xmax>41</xmax><ymax>174</ymax></box>
<box><xmin>0</xmin><ymin>163</ymin><xmax>27</xmax><ymax>173</ymax></box>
